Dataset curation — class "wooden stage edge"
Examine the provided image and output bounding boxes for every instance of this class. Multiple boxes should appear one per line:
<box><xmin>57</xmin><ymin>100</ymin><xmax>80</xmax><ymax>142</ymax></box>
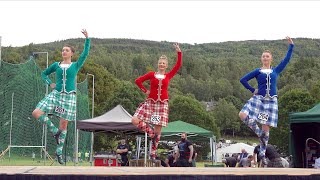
<box><xmin>0</xmin><ymin>166</ymin><xmax>320</xmax><ymax>176</ymax></box>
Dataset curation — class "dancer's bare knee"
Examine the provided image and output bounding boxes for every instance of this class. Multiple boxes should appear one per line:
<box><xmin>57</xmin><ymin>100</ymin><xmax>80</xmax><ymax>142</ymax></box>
<box><xmin>32</xmin><ymin>109</ymin><xmax>43</xmax><ymax>119</ymax></box>
<box><xmin>239</xmin><ymin>112</ymin><xmax>247</xmax><ymax>120</ymax></box>
<box><xmin>59</xmin><ymin>118</ymin><xmax>68</xmax><ymax>130</ymax></box>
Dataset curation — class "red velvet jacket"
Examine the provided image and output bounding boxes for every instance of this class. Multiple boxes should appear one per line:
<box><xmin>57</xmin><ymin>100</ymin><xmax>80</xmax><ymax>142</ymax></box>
<box><xmin>135</xmin><ymin>51</ymin><xmax>182</xmax><ymax>102</ymax></box>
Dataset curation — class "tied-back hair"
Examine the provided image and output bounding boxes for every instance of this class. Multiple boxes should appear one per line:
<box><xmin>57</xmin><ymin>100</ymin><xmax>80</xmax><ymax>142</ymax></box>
<box><xmin>64</xmin><ymin>44</ymin><xmax>76</xmax><ymax>54</ymax></box>
<box><xmin>263</xmin><ymin>50</ymin><xmax>272</xmax><ymax>55</ymax></box>
<box><xmin>159</xmin><ymin>55</ymin><xmax>168</xmax><ymax>60</ymax></box>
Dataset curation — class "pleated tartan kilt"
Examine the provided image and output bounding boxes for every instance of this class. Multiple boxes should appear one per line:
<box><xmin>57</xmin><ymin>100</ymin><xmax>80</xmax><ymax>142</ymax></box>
<box><xmin>134</xmin><ymin>99</ymin><xmax>169</xmax><ymax>127</ymax></box>
<box><xmin>36</xmin><ymin>90</ymin><xmax>77</xmax><ymax>121</ymax></box>
<box><xmin>240</xmin><ymin>95</ymin><xmax>278</xmax><ymax>127</ymax></box>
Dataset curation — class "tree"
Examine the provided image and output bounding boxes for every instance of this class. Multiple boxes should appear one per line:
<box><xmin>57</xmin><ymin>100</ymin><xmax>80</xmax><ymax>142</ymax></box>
<box><xmin>310</xmin><ymin>80</ymin><xmax>320</xmax><ymax>102</ymax></box>
<box><xmin>169</xmin><ymin>95</ymin><xmax>220</xmax><ymax>139</ymax></box>
<box><xmin>81</xmin><ymin>61</ymin><xmax>121</xmax><ymax>116</ymax></box>
<box><xmin>132</xmin><ymin>55</ymin><xmax>147</xmax><ymax>76</ymax></box>
<box><xmin>104</xmin><ymin>80</ymin><xmax>145</xmax><ymax>115</ymax></box>
<box><xmin>213</xmin><ymin>99</ymin><xmax>240</xmax><ymax>137</ymax></box>
<box><xmin>271</xmin><ymin>89</ymin><xmax>316</xmax><ymax>155</ymax></box>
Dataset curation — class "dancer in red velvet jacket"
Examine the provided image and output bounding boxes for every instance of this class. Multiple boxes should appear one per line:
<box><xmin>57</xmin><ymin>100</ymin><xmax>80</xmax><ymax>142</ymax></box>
<box><xmin>132</xmin><ymin>43</ymin><xmax>182</xmax><ymax>162</ymax></box>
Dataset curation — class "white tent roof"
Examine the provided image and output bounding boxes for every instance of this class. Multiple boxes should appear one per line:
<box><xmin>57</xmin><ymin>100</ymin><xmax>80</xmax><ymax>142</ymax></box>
<box><xmin>216</xmin><ymin>142</ymin><xmax>255</xmax><ymax>162</ymax></box>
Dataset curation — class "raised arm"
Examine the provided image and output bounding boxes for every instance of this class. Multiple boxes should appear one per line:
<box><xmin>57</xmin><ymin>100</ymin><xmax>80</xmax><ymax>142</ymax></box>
<box><xmin>76</xmin><ymin>29</ymin><xmax>91</xmax><ymax>69</ymax></box>
<box><xmin>240</xmin><ymin>69</ymin><xmax>260</xmax><ymax>93</ymax></box>
<box><xmin>166</xmin><ymin>43</ymin><xmax>182</xmax><ymax>78</ymax></box>
<box><xmin>274</xmin><ymin>36</ymin><xmax>294</xmax><ymax>73</ymax></box>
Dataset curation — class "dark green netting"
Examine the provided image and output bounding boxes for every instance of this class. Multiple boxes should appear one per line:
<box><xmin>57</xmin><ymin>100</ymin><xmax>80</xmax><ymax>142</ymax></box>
<box><xmin>0</xmin><ymin>57</ymin><xmax>91</xmax><ymax>164</ymax></box>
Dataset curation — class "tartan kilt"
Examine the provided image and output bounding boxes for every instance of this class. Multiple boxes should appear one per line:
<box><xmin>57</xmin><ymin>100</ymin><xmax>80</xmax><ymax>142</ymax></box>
<box><xmin>134</xmin><ymin>99</ymin><xmax>169</xmax><ymax>127</ymax></box>
<box><xmin>240</xmin><ymin>95</ymin><xmax>278</xmax><ymax>127</ymax></box>
<box><xmin>36</xmin><ymin>90</ymin><xmax>77</xmax><ymax>121</ymax></box>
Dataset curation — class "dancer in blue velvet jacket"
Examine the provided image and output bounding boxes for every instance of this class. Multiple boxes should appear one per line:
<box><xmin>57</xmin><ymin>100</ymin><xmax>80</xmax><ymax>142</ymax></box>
<box><xmin>239</xmin><ymin>36</ymin><xmax>294</xmax><ymax>167</ymax></box>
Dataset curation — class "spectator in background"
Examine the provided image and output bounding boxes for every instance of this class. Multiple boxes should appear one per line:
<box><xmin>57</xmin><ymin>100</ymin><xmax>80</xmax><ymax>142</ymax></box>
<box><xmin>222</xmin><ymin>153</ymin><xmax>238</xmax><ymax>167</ymax></box>
<box><xmin>254</xmin><ymin>144</ymin><xmax>284</xmax><ymax>168</ymax></box>
<box><xmin>165</xmin><ymin>150</ymin><xmax>176</xmax><ymax>167</ymax></box>
<box><xmin>238</xmin><ymin>155</ymin><xmax>253</xmax><ymax>167</ymax></box>
<box><xmin>253</xmin><ymin>145</ymin><xmax>261</xmax><ymax>167</ymax></box>
<box><xmin>175</xmin><ymin>132</ymin><xmax>194</xmax><ymax>167</ymax></box>
<box><xmin>116</xmin><ymin>139</ymin><xmax>130</xmax><ymax>166</ymax></box>
<box><xmin>85</xmin><ymin>152</ymin><xmax>90</xmax><ymax>162</ymax></box>
<box><xmin>238</xmin><ymin>149</ymin><xmax>248</xmax><ymax>162</ymax></box>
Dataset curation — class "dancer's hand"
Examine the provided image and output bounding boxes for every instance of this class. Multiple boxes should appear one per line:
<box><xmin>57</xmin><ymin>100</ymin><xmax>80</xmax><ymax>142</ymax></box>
<box><xmin>81</xmin><ymin>29</ymin><xmax>89</xmax><ymax>38</ymax></box>
<box><xmin>253</xmin><ymin>89</ymin><xmax>258</xmax><ymax>95</ymax></box>
<box><xmin>286</xmin><ymin>36</ymin><xmax>293</xmax><ymax>45</ymax></box>
<box><xmin>173</xmin><ymin>43</ymin><xmax>181</xmax><ymax>52</ymax></box>
<box><xmin>50</xmin><ymin>83</ymin><xmax>56</xmax><ymax>89</ymax></box>
<box><xmin>188</xmin><ymin>158</ymin><xmax>192</xmax><ymax>163</ymax></box>
<box><xmin>145</xmin><ymin>90</ymin><xmax>150</xmax><ymax>95</ymax></box>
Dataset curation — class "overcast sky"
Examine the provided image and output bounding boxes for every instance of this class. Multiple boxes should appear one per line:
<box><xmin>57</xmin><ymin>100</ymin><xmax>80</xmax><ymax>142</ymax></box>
<box><xmin>1</xmin><ymin>1</ymin><xmax>320</xmax><ymax>47</ymax></box>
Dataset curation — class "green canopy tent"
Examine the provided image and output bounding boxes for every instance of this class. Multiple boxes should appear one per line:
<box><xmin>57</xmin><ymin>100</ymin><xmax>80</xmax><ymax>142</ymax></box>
<box><xmin>161</xmin><ymin>120</ymin><xmax>215</xmax><ymax>141</ymax></box>
<box><xmin>289</xmin><ymin>103</ymin><xmax>320</xmax><ymax>168</ymax></box>
<box><xmin>161</xmin><ymin>120</ymin><xmax>217</xmax><ymax>163</ymax></box>
<box><xmin>136</xmin><ymin>120</ymin><xmax>217</xmax><ymax>164</ymax></box>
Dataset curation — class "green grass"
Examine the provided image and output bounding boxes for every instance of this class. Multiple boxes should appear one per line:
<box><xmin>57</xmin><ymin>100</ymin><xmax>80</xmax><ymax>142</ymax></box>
<box><xmin>0</xmin><ymin>156</ymin><xmax>92</xmax><ymax>166</ymax></box>
<box><xmin>196</xmin><ymin>161</ymin><xmax>225</xmax><ymax>167</ymax></box>
<box><xmin>0</xmin><ymin>156</ymin><xmax>223</xmax><ymax>167</ymax></box>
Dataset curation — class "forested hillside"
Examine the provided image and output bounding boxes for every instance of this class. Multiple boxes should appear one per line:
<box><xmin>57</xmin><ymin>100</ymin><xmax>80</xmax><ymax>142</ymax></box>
<box><xmin>2</xmin><ymin>38</ymin><xmax>320</xmax><ymax>155</ymax></box>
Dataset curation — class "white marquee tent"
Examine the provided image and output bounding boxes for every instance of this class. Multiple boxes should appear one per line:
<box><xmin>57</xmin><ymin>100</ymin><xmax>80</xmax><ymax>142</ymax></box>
<box><xmin>216</xmin><ymin>142</ymin><xmax>255</xmax><ymax>162</ymax></box>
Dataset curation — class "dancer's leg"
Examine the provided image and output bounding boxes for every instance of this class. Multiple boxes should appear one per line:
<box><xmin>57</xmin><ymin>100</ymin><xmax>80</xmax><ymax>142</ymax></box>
<box><xmin>132</xmin><ymin>117</ymin><xmax>155</xmax><ymax>138</ymax></box>
<box><xmin>55</xmin><ymin>118</ymin><xmax>68</xmax><ymax>164</ymax></box>
<box><xmin>259</xmin><ymin>125</ymin><xmax>270</xmax><ymax>167</ymax></box>
<box><xmin>150</xmin><ymin>125</ymin><xmax>162</xmax><ymax>160</ymax></box>
<box><xmin>32</xmin><ymin>109</ymin><xmax>58</xmax><ymax>135</ymax></box>
<box><xmin>239</xmin><ymin>112</ymin><xmax>262</xmax><ymax>137</ymax></box>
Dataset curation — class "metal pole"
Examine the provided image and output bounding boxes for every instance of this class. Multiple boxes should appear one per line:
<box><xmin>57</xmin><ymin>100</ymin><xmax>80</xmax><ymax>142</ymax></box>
<box><xmin>44</xmin><ymin>124</ymin><xmax>47</xmax><ymax>165</ymax></box>
<box><xmin>87</xmin><ymin>73</ymin><xmax>95</xmax><ymax>166</ymax></box>
<box><xmin>90</xmin><ymin>132</ymin><xmax>94</xmax><ymax>166</ymax></box>
<box><xmin>44</xmin><ymin>52</ymin><xmax>48</xmax><ymax>165</ymax></box>
<box><xmin>210</xmin><ymin>138</ymin><xmax>213</xmax><ymax>165</ymax></box>
<box><xmin>144</xmin><ymin>132</ymin><xmax>147</xmax><ymax>167</ymax></box>
<box><xmin>33</xmin><ymin>52</ymin><xmax>49</xmax><ymax>164</ymax></box>
<box><xmin>46</xmin><ymin>52</ymin><xmax>48</xmax><ymax>95</ymax></box>
<box><xmin>74</xmin><ymin>77</ymin><xmax>78</xmax><ymax>166</ymax></box>
<box><xmin>41</xmin><ymin>124</ymin><xmax>44</xmax><ymax>158</ymax></box>
<box><xmin>75</xmin><ymin>129</ymin><xmax>79</xmax><ymax>165</ymax></box>
<box><xmin>9</xmin><ymin>92</ymin><xmax>14</xmax><ymax>160</ymax></box>
<box><xmin>214</xmin><ymin>138</ymin><xmax>217</xmax><ymax>163</ymax></box>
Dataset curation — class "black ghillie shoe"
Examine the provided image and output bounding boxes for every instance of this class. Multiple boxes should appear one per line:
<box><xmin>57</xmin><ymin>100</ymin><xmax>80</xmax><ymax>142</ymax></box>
<box><xmin>56</xmin><ymin>153</ymin><xmax>64</xmax><ymax>165</ymax></box>
<box><xmin>53</xmin><ymin>130</ymin><xmax>62</xmax><ymax>145</ymax></box>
